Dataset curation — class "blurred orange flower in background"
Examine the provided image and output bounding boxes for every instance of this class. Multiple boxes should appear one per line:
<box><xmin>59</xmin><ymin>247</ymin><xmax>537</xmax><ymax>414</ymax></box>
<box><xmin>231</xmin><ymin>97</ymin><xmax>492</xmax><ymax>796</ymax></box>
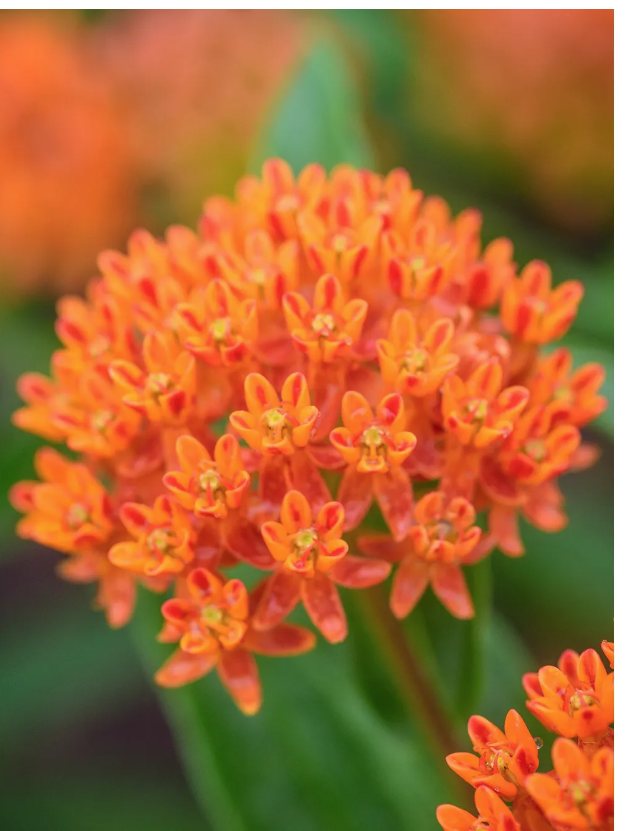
<box><xmin>0</xmin><ymin>13</ymin><xmax>138</xmax><ymax>295</ymax></box>
<box><xmin>407</xmin><ymin>9</ymin><xmax>613</xmax><ymax>234</ymax></box>
<box><xmin>99</xmin><ymin>10</ymin><xmax>309</xmax><ymax>226</ymax></box>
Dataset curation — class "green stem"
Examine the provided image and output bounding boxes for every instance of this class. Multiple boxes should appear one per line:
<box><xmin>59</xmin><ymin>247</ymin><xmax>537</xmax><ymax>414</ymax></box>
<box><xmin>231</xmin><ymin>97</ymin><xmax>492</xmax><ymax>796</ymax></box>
<box><xmin>360</xmin><ymin>585</ymin><xmax>460</xmax><ymax>759</ymax></box>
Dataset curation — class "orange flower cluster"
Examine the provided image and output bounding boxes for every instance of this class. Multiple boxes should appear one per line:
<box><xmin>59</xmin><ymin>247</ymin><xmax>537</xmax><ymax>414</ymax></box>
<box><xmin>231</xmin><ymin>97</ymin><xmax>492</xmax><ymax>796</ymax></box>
<box><xmin>10</xmin><ymin>160</ymin><xmax>606</xmax><ymax>714</ymax></box>
<box><xmin>439</xmin><ymin>641</ymin><xmax>614</xmax><ymax>831</ymax></box>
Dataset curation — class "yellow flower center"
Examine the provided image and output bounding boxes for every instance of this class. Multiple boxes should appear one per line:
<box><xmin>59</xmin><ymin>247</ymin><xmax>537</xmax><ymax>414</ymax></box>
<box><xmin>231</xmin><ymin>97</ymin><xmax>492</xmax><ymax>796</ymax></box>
<box><xmin>147</xmin><ymin>528</ymin><xmax>177</xmax><ymax>556</ymax></box>
<box><xmin>358</xmin><ymin>425</ymin><xmax>389</xmax><ymax>472</ymax></box>
<box><xmin>524</xmin><ymin>439</ymin><xmax>547</xmax><ymax>463</ymax></box>
<box><xmin>92</xmin><ymin>409</ymin><xmax>115</xmax><ymax>433</ymax></box>
<box><xmin>201</xmin><ymin>604</ymin><xmax>246</xmax><ymax>647</ymax></box>
<box><xmin>67</xmin><ymin>503</ymin><xmax>88</xmax><ymax>529</ymax></box>
<box><xmin>401</xmin><ymin>346</ymin><xmax>429</xmax><ymax>374</ymax></box>
<box><xmin>288</xmin><ymin>528</ymin><xmax>319</xmax><ymax>573</ymax></box>
<box><xmin>464</xmin><ymin>398</ymin><xmax>488</xmax><ymax>422</ymax></box>
<box><xmin>210</xmin><ymin>317</ymin><xmax>232</xmax><ymax>343</ymax></box>
<box><xmin>311</xmin><ymin>312</ymin><xmax>337</xmax><ymax>337</ymax></box>
<box><xmin>147</xmin><ymin>373</ymin><xmax>174</xmax><ymax>395</ymax></box>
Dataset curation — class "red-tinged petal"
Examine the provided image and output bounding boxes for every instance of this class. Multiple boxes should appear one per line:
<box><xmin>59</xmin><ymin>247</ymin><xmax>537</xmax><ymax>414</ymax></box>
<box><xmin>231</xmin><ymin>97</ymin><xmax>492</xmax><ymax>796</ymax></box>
<box><xmin>505</xmin><ymin>709</ymin><xmax>538</xmax><ymax>761</ymax></box>
<box><xmin>244</xmin><ymin>373</ymin><xmax>279</xmax><ymax>415</ymax></box>
<box><xmin>245</xmin><ymin>623</ymin><xmax>316</xmax><ymax>657</ymax></box>
<box><xmin>526</xmin><ymin>701</ymin><xmax>576</xmax><ymax>737</ymax></box>
<box><xmin>357</xmin><ymin>534</ymin><xmax>409</xmax><ymax>563</ymax></box>
<box><xmin>301</xmin><ymin>572</ymin><xmax>347</xmax><ymax>643</ymax></box>
<box><xmin>341</xmin><ymin>390</ymin><xmax>373</xmax><ymax>434</ymax></box>
<box><xmin>217</xmin><ymin>648</ymin><xmax>262</xmax><ymax>715</ymax></box>
<box><xmin>467</xmin><ymin>359</ymin><xmax>502</xmax><ymax>400</ymax></box>
<box><xmin>285</xmin><ymin>450</ymin><xmax>332</xmax><ymax>515</ymax></box>
<box><xmin>329</xmin><ymin>427</ymin><xmax>360</xmax><ymax>464</ymax></box>
<box><xmin>229</xmin><ymin>410</ymin><xmax>261</xmax><ymax>450</ymax></box>
<box><xmin>214</xmin><ymin>433</ymin><xmax>242</xmax><ymax>478</ymax></box>
<box><xmin>489</xmin><ymin>505</ymin><xmax>525</xmax><ymax>557</ymax></box>
<box><xmin>253</xmin><ymin>571</ymin><xmax>302</xmax><ymax>630</ymax></box>
<box><xmin>431</xmin><ymin>563</ymin><xmax>474</xmax><ymax>619</ymax></box>
<box><xmin>309</xmin><ymin>364</ymin><xmax>345</xmax><ymax>439</ymax></box>
<box><xmin>390</xmin><ymin>557</ymin><xmax>429</xmax><ymax>619</ymax></box>
<box><xmin>377</xmin><ymin>392</ymin><xmax>405</xmax><ymax>431</ymax></box>
<box><xmin>389</xmin><ymin>307</ymin><xmax>417</xmax><ymax>350</ymax></box>
<box><xmin>373</xmin><ymin>466</ymin><xmax>414</xmax><ymax>541</ymax></box>
<box><xmin>330</xmin><ymin>554</ymin><xmax>391</xmax><ymax>588</ymax></box>
<box><xmin>282</xmin><ymin>291</ymin><xmax>310</xmax><ymax>332</ymax></box>
<box><xmin>313</xmin><ymin>272</ymin><xmax>342</xmax><ymax>312</ymax></box>
<box><xmin>108</xmin><ymin>542</ymin><xmax>144</xmax><ymax>571</ymax></box>
<box><xmin>306</xmin><ymin>443</ymin><xmax>346</xmax><ymax>470</ymax></box>
<box><xmin>314</xmin><ymin>501</ymin><xmax>344</xmax><ymax>540</ymax></box>
<box><xmin>155</xmin><ymin>648</ymin><xmax>217</xmax><ymax>688</ymax></box>
<box><xmin>436</xmin><ymin>805</ymin><xmax>476</xmax><ymax>831</ymax></box>
<box><xmin>258</xmin><ymin>455</ymin><xmax>288</xmax><ymax>518</ymax></box>
<box><xmin>292</xmin><ymin>406</ymin><xmax>319</xmax><ymax>448</ymax></box>
<box><xmin>226</xmin><ymin>519</ymin><xmax>276</xmax><ymax>570</ymax></box>
<box><xmin>281</xmin><ymin>490</ymin><xmax>312</xmax><ymax>533</ymax></box>
<box><xmin>187</xmin><ymin>568</ymin><xmax>223</xmax><ymax>603</ymax></box>
<box><xmin>337</xmin><ymin>464</ymin><xmax>374</xmax><ymax>531</ymax></box>
<box><xmin>281</xmin><ymin>371</ymin><xmax>310</xmax><ymax>409</ymax></box>
<box><xmin>468</xmin><ymin>714</ymin><xmax>507</xmax><ymax>747</ymax></box>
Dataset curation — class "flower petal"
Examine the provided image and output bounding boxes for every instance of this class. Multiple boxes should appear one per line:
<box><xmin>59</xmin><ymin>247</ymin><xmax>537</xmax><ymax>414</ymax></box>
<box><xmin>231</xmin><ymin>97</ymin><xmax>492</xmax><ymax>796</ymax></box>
<box><xmin>390</xmin><ymin>557</ymin><xmax>429</xmax><ymax>618</ymax></box>
<box><xmin>373</xmin><ymin>466</ymin><xmax>414</xmax><ymax>541</ymax></box>
<box><xmin>301</xmin><ymin>572</ymin><xmax>347</xmax><ymax>643</ymax></box>
<box><xmin>431</xmin><ymin>563</ymin><xmax>474</xmax><ymax>619</ymax></box>
<box><xmin>330</xmin><ymin>554</ymin><xmax>391</xmax><ymax>588</ymax></box>
<box><xmin>337</xmin><ymin>464</ymin><xmax>374</xmax><ymax>531</ymax></box>
<box><xmin>217</xmin><ymin>648</ymin><xmax>262</xmax><ymax>715</ymax></box>
<box><xmin>253</xmin><ymin>571</ymin><xmax>302</xmax><ymax>630</ymax></box>
<box><xmin>154</xmin><ymin>648</ymin><xmax>217</xmax><ymax>688</ymax></box>
<box><xmin>246</xmin><ymin>623</ymin><xmax>316</xmax><ymax>656</ymax></box>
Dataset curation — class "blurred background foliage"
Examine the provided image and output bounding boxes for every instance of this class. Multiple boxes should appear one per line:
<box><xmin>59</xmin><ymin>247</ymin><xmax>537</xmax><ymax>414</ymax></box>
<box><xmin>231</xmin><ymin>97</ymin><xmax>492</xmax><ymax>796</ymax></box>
<box><xmin>0</xmin><ymin>10</ymin><xmax>613</xmax><ymax>831</ymax></box>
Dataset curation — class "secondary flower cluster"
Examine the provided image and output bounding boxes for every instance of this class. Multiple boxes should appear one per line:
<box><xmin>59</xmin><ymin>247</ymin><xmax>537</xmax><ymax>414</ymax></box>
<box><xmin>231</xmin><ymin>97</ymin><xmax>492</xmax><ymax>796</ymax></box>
<box><xmin>10</xmin><ymin>160</ymin><xmax>606</xmax><ymax>713</ymax></box>
<box><xmin>438</xmin><ymin>640</ymin><xmax>614</xmax><ymax>831</ymax></box>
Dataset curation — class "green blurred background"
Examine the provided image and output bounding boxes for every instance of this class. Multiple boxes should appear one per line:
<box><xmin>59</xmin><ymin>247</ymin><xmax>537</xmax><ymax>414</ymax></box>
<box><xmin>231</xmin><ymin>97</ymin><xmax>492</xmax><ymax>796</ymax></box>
<box><xmin>0</xmin><ymin>10</ymin><xmax>613</xmax><ymax>831</ymax></box>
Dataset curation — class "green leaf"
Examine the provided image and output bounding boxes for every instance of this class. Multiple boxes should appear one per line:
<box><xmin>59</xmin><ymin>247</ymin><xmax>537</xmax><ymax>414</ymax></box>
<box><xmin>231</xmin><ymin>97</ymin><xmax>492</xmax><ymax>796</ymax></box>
<box><xmin>132</xmin><ymin>589</ymin><xmax>461</xmax><ymax>831</ymax></box>
<box><xmin>251</xmin><ymin>37</ymin><xmax>375</xmax><ymax>174</ymax></box>
<box><xmin>0</xmin><ymin>592</ymin><xmax>144</xmax><ymax>750</ymax></box>
<box><xmin>492</xmin><ymin>451</ymin><xmax>613</xmax><ymax>652</ymax></box>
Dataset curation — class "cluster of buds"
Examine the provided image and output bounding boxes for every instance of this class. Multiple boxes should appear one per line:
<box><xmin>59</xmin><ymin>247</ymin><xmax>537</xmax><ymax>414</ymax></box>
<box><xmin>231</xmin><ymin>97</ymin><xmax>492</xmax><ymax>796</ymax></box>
<box><xmin>10</xmin><ymin>160</ymin><xmax>607</xmax><ymax>713</ymax></box>
<box><xmin>438</xmin><ymin>639</ymin><xmax>614</xmax><ymax>830</ymax></box>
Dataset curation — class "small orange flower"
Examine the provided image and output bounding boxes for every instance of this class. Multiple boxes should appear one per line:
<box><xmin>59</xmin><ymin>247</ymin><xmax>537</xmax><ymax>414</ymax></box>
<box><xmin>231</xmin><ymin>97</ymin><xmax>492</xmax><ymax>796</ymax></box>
<box><xmin>460</xmin><ymin>237</ymin><xmax>516</xmax><ymax>310</ymax></box>
<box><xmin>527</xmin><ymin>347</ymin><xmax>607</xmax><ymax>428</ymax></box>
<box><xmin>437</xmin><ymin>786</ymin><xmax>520</xmax><ymax>831</ymax></box>
<box><xmin>298</xmin><ymin>193</ymin><xmax>382</xmax><ymax>284</ymax></box>
<box><xmin>163</xmin><ymin>434</ymin><xmax>250</xmax><ymax>520</ymax></box>
<box><xmin>376</xmin><ymin>309</ymin><xmax>459</xmax><ymax>396</ymax></box>
<box><xmin>230</xmin><ymin>372</ymin><xmax>318</xmax><ymax>455</ymax></box>
<box><xmin>12</xmin><ymin>370</ymin><xmax>70</xmax><ymax>442</ymax></box>
<box><xmin>109</xmin><ymin>495</ymin><xmax>194</xmax><ymax>577</ymax></box>
<box><xmin>216</xmin><ymin>229</ymin><xmax>298</xmax><ymax>311</ymax></box>
<box><xmin>381</xmin><ymin>213</ymin><xmax>454</xmax><ymax>300</ymax></box>
<box><xmin>442</xmin><ymin>359</ymin><xmax>529</xmax><ymax>447</ymax></box>
<box><xmin>501</xmin><ymin>260</ymin><xmax>584</xmax><ymax>343</ymax></box>
<box><xmin>525</xmin><ymin>739</ymin><xmax>613</xmax><ymax>830</ymax></box>
<box><xmin>155</xmin><ymin>567</ymin><xmax>316</xmax><ymax>713</ymax></box>
<box><xmin>330</xmin><ymin>391</ymin><xmax>416</xmax><ymax>538</ymax></box>
<box><xmin>357</xmin><ymin>168</ymin><xmax>423</xmax><ymax>237</ymax></box>
<box><xmin>359</xmin><ymin>491</ymin><xmax>481</xmax><ymax>620</ymax></box>
<box><xmin>236</xmin><ymin>158</ymin><xmax>326</xmax><ymax>240</ymax></box>
<box><xmin>10</xmin><ymin>448</ymin><xmax>113</xmax><ymax>554</ymax></box>
<box><xmin>174</xmin><ymin>279</ymin><xmax>258</xmax><ymax>367</ymax></box>
<box><xmin>110</xmin><ymin>332</ymin><xmax>196</xmax><ymax>423</ymax></box>
<box><xmin>523</xmin><ymin>648</ymin><xmax>614</xmax><ymax>740</ymax></box>
<box><xmin>257</xmin><ymin>491</ymin><xmax>390</xmax><ymax>642</ymax></box>
<box><xmin>446</xmin><ymin>710</ymin><xmax>540</xmax><ymax>800</ymax></box>
<box><xmin>496</xmin><ymin>405</ymin><xmax>581</xmax><ymax>487</ymax></box>
<box><xmin>282</xmin><ymin>273</ymin><xmax>368</xmax><ymax>363</ymax></box>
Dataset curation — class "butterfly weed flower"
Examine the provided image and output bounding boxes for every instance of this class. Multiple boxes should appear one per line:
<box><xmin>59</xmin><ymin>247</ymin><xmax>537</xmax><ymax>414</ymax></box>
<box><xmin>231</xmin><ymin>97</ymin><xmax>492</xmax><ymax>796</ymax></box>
<box><xmin>10</xmin><ymin>160</ymin><xmax>607</xmax><ymax>712</ymax></box>
<box><xmin>439</xmin><ymin>640</ymin><xmax>614</xmax><ymax>831</ymax></box>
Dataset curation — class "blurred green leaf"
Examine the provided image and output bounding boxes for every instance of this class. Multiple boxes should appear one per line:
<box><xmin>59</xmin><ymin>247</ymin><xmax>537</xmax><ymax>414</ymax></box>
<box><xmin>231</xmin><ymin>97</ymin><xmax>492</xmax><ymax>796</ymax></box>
<box><xmin>251</xmin><ymin>37</ymin><xmax>375</xmax><ymax>174</ymax></box>
<box><xmin>492</xmin><ymin>452</ymin><xmax>613</xmax><ymax>654</ymax></box>
<box><xmin>0</xmin><ymin>774</ymin><xmax>207</xmax><ymax>831</ymax></box>
<box><xmin>133</xmin><ymin>589</ymin><xmax>461</xmax><ymax>831</ymax></box>
<box><xmin>0</xmin><ymin>592</ymin><xmax>144</xmax><ymax>751</ymax></box>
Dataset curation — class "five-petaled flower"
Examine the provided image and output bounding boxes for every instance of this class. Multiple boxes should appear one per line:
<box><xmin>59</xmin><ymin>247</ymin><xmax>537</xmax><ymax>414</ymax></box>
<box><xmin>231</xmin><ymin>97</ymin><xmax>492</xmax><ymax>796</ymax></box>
<box><xmin>523</xmin><ymin>647</ymin><xmax>614</xmax><ymax>741</ymax></box>
<box><xmin>376</xmin><ymin>309</ymin><xmax>459</xmax><ymax>396</ymax></box>
<box><xmin>330</xmin><ymin>391</ymin><xmax>416</xmax><ymax>538</ymax></box>
<box><xmin>442</xmin><ymin>359</ymin><xmax>529</xmax><ymax>447</ymax></box>
<box><xmin>282</xmin><ymin>272</ymin><xmax>368</xmax><ymax>363</ymax></box>
<box><xmin>257</xmin><ymin>490</ymin><xmax>390</xmax><ymax>643</ymax></box>
<box><xmin>437</xmin><ymin>785</ymin><xmax>520</xmax><ymax>831</ymax></box>
<box><xmin>446</xmin><ymin>710</ymin><xmax>540</xmax><ymax>800</ymax></box>
<box><xmin>109</xmin><ymin>495</ymin><xmax>195</xmax><ymax>577</ymax></box>
<box><xmin>525</xmin><ymin>739</ymin><xmax>613</xmax><ymax>830</ymax></box>
<box><xmin>230</xmin><ymin>372</ymin><xmax>318</xmax><ymax>455</ymax></box>
<box><xmin>359</xmin><ymin>491</ymin><xmax>482</xmax><ymax>620</ymax></box>
<box><xmin>155</xmin><ymin>568</ymin><xmax>316</xmax><ymax>714</ymax></box>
